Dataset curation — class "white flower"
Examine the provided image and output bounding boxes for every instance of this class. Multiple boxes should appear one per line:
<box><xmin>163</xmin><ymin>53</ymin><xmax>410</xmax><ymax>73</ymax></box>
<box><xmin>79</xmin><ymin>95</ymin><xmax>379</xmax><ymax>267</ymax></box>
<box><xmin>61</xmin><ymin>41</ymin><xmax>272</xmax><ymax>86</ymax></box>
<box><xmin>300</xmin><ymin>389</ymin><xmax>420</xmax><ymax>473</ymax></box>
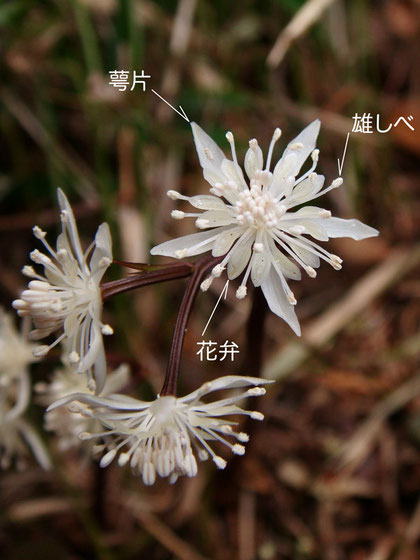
<box><xmin>0</xmin><ymin>312</ymin><xmax>50</xmax><ymax>470</ymax></box>
<box><xmin>151</xmin><ymin>121</ymin><xmax>379</xmax><ymax>335</ymax></box>
<box><xmin>0</xmin><ymin>309</ymin><xmax>36</xmax><ymax>385</ymax></box>
<box><xmin>13</xmin><ymin>189</ymin><xmax>113</xmax><ymax>393</ymax></box>
<box><xmin>36</xmin><ymin>362</ymin><xmax>130</xmax><ymax>452</ymax></box>
<box><xmin>0</xmin><ymin>370</ymin><xmax>50</xmax><ymax>470</ymax></box>
<box><xmin>48</xmin><ymin>375</ymin><xmax>273</xmax><ymax>485</ymax></box>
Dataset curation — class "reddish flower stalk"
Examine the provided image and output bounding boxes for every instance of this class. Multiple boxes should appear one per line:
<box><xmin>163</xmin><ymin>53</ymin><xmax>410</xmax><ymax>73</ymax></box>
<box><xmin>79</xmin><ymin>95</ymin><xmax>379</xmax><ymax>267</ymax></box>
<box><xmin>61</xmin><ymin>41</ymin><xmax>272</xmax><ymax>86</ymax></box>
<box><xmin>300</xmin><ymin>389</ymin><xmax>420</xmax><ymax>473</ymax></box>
<box><xmin>160</xmin><ymin>255</ymin><xmax>222</xmax><ymax>397</ymax></box>
<box><xmin>101</xmin><ymin>262</ymin><xmax>194</xmax><ymax>301</ymax></box>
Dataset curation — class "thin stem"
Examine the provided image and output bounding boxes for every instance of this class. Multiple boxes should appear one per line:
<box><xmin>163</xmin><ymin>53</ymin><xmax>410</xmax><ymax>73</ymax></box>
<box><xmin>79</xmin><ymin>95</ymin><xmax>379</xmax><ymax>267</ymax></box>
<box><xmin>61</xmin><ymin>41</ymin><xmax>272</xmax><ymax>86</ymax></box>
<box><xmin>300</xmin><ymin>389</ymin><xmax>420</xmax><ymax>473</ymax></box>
<box><xmin>101</xmin><ymin>262</ymin><xmax>193</xmax><ymax>301</ymax></box>
<box><xmin>160</xmin><ymin>255</ymin><xmax>221</xmax><ymax>396</ymax></box>
<box><xmin>243</xmin><ymin>286</ymin><xmax>267</xmax><ymax>377</ymax></box>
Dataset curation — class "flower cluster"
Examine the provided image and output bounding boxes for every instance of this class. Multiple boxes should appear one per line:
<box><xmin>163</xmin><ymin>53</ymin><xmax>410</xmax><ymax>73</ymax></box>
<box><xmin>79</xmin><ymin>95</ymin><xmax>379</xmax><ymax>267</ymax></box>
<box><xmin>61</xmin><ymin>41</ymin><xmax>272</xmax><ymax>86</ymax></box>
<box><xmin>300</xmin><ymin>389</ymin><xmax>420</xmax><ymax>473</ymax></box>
<box><xmin>48</xmin><ymin>375</ymin><xmax>272</xmax><ymax>485</ymax></box>
<box><xmin>9</xmin><ymin>120</ymin><xmax>380</xmax><ymax>485</ymax></box>
<box><xmin>151</xmin><ymin>121</ymin><xmax>379</xmax><ymax>334</ymax></box>
<box><xmin>13</xmin><ymin>189</ymin><xmax>113</xmax><ymax>393</ymax></box>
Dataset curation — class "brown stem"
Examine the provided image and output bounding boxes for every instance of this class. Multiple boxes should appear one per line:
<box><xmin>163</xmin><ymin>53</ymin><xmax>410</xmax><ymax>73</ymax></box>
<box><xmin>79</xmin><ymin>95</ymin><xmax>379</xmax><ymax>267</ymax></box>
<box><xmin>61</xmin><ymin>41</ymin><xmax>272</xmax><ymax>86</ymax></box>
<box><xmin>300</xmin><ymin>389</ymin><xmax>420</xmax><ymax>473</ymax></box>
<box><xmin>160</xmin><ymin>255</ymin><xmax>222</xmax><ymax>396</ymax></box>
<box><xmin>243</xmin><ymin>286</ymin><xmax>267</xmax><ymax>377</ymax></box>
<box><xmin>101</xmin><ymin>262</ymin><xmax>193</xmax><ymax>301</ymax></box>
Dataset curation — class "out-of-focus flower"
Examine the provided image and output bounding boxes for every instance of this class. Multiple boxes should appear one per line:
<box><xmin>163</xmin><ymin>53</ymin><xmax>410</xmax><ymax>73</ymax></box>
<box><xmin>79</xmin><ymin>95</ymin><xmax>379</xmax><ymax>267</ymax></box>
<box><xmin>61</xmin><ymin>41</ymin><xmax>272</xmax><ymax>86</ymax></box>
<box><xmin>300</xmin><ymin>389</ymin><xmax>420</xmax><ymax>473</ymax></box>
<box><xmin>13</xmin><ymin>189</ymin><xmax>113</xmax><ymax>393</ymax></box>
<box><xmin>0</xmin><ymin>309</ymin><xmax>36</xmax><ymax>385</ymax></box>
<box><xmin>48</xmin><ymin>375</ymin><xmax>272</xmax><ymax>485</ymax></box>
<box><xmin>36</xmin><ymin>362</ymin><xmax>130</xmax><ymax>452</ymax></box>
<box><xmin>0</xmin><ymin>311</ymin><xmax>50</xmax><ymax>470</ymax></box>
<box><xmin>151</xmin><ymin>121</ymin><xmax>379</xmax><ymax>335</ymax></box>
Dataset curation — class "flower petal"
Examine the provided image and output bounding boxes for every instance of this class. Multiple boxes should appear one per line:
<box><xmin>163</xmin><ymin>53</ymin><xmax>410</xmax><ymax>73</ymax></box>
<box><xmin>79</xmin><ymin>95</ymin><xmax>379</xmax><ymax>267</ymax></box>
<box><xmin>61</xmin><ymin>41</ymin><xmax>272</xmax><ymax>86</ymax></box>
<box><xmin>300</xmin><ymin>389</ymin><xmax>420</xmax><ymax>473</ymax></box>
<box><xmin>57</xmin><ymin>189</ymin><xmax>85</xmax><ymax>266</ymax></box>
<box><xmin>287</xmin><ymin>173</ymin><xmax>325</xmax><ymax>207</ymax></box>
<box><xmin>187</xmin><ymin>195</ymin><xmax>227</xmax><ymax>211</ymax></box>
<box><xmin>244</xmin><ymin>142</ymin><xmax>263</xmax><ymax>180</ymax></box>
<box><xmin>227</xmin><ymin>236</ymin><xmax>253</xmax><ymax>279</ymax></box>
<box><xmin>191</xmin><ymin>122</ymin><xmax>228</xmax><ymax>188</ymax></box>
<box><xmin>272</xmin><ymin>120</ymin><xmax>320</xmax><ymax>182</ymax></box>
<box><xmin>212</xmin><ymin>227</ymin><xmax>245</xmax><ymax>257</ymax></box>
<box><xmin>269</xmin><ymin>241</ymin><xmax>301</xmax><ymax>280</ymax></box>
<box><xmin>261</xmin><ymin>268</ymin><xmax>301</xmax><ymax>335</ymax></box>
<box><xmin>90</xmin><ymin>223</ymin><xmax>113</xmax><ymax>280</ymax></box>
<box><xmin>197</xmin><ymin>210</ymin><xmax>236</xmax><ymax>228</ymax></box>
<box><xmin>191</xmin><ymin>122</ymin><xmax>226</xmax><ymax>169</ymax></box>
<box><xmin>151</xmin><ymin>227</ymin><xmax>230</xmax><ymax>258</ymax></box>
<box><xmin>315</xmin><ymin>217</ymin><xmax>379</xmax><ymax>240</ymax></box>
<box><xmin>287</xmin><ymin>240</ymin><xmax>320</xmax><ymax>268</ymax></box>
<box><xmin>251</xmin><ymin>246</ymin><xmax>271</xmax><ymax>287</ymax></box>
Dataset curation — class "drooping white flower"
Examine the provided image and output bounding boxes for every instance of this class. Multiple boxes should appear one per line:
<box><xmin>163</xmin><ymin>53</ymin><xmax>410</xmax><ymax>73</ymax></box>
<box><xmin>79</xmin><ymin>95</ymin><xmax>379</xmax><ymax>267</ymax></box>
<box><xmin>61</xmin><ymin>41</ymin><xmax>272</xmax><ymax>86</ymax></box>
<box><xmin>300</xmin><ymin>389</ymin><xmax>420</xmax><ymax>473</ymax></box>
<box><xmin>151</xmin><ymin>121</ymin><xmax>379</xmax><ymax>335</ymax></box>
<box><xmin>12</xmin><ymin>189</ymin><xmax>113</xmax><ymax>393</ymax></box>
<box><xmin>36</xmin><ymin>361</ymin><xmax>130</xmax><ymax>452</ymax></box>
<box><xmin>47</xmin><ymin>375</ymin><xmax>273</xmax><ymax>485</ymax></box>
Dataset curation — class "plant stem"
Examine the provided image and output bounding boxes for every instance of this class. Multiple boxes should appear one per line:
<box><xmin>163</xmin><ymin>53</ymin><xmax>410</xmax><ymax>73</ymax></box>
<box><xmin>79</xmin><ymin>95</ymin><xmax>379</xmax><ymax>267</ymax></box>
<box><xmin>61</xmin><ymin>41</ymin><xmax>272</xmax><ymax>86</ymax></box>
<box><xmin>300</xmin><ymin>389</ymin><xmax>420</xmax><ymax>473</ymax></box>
<box><xmin>101</xmin><ymin>262</ymin><xmax>193</xmax><ymax>301</ymax></box>
<box><xmin>160</xmin><ymin>255</ymin><xmax>221</xmax><ymax>396</ymax></box>
<box><xmin>243</xmin><ymin>286</ymin><xmax>267</xmax><ymax>377</ymax></box>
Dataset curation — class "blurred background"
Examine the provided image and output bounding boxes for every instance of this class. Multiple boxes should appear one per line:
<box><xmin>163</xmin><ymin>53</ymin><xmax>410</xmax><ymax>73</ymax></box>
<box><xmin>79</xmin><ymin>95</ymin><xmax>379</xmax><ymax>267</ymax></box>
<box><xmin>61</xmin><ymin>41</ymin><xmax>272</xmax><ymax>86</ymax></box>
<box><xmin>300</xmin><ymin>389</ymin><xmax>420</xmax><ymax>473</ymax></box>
<box><xmin>1</xmin><ymin>0</ymin><xmax>420</xmax><ymax>559</ymax></box>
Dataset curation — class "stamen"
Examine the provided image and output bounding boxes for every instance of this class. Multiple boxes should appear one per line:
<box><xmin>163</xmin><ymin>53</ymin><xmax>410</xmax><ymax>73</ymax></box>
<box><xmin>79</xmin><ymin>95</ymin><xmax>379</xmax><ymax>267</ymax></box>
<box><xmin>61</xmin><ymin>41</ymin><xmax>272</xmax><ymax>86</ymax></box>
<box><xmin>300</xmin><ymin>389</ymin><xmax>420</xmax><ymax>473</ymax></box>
<box><xmin>211</xmin><ymin>264</ymin><xmax>225</xmax><ymax>278</ymax></box>
<box><xmin>200</xmin><ymin>277</ymin><xmax>213</xmax><ymax>292</ymax></box>
<box><xmin>265</xmin><ymin>128</ymin><xmax>281</xmax><ymax>171</ymax></box>
<box><xmin>171</xmin><ymin>210</ymin><xmax>185</xmax><ymax>219</ymax></box>
<box><xmin>236</xmin><ymin>285</ymin><xmax>247</xmax><ymax>299</ymax></box>
<box><xmin>167</xmin><ymin>189</ymin><xmax>181</xmax><ymax>200</ymax></box>
<box><xmin>196</xmin><ymin>219</ymin><xmax>210</xmax><ymax>229</ymax></box>
<box><xmin>33</xmin><ymin>226</ymin><xmax>47</xmax><ymax>239</ymax></box>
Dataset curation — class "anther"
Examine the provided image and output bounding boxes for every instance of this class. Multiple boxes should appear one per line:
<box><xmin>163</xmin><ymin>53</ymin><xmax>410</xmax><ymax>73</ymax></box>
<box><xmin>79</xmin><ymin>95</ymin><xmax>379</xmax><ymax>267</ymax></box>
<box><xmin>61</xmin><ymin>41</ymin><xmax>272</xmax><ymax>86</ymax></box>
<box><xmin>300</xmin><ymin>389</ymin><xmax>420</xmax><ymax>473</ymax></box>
<box><xmin>171</xmin><ymin>210</ymin><xmax>185</xmax><ymax>219</ymax></box>
<box><xmin>68</xmin><ymin>351</ymin><xmax>80</xmax><ymax>364</ymax></box>
<box><xmin>175</xmin><ymin>249</ymin><xmax>188</xmax><ymax>259</ymax></box>
<box><xmin>167</xmin><ymin>190</ymin><xmax>181</xmax><ymax>200</ymax></box>
<box><xmin>22</xmin><ymin>265</ymin><xmax>36</xmax><ymax>277</ymax></box>
<box><xmin>311</xmin><ymin>149</ymin><xmax>320</xmax><ymax>163</ymax></box>
<box><xmin>305</xmin><ymin>266</ymin><xmax>317</xmax><ymax>278</ymax></box>
<box><xmin>232</xmin><ymin>444</ymin><xmax>245</xmax><ymax>455</ymax></box>
<box><xmin>196</xmin><ymin>218</ymin><xmax>210</xmax><ymax>229</ymax></box>
<box><xmin>236</xmin><ymin>286</ymin><xmax>247</xmax><ymax>299</ymax></box>
<box><xmin>200</xmin><ymin>277</ymin><xmax>213</xmax><ymax>292</ymax></box>
<box><xmin>213</xmin><ymin>456</ymin><xmax>227</xmax><ymax>469</ymax></box>
<box><xmin>211</xmin><ymin>264</ymin><xmax>225</xmax><ymax>278</ymax></box>
<box><xmin>33</xmin><ymin>345</ymin><xmax>50</xmax><ymax>357</ymax></box>
<box><xmin>33</xmin><ymin>226</ymin><xmax>47</xmax><ymax>239</ymax></box>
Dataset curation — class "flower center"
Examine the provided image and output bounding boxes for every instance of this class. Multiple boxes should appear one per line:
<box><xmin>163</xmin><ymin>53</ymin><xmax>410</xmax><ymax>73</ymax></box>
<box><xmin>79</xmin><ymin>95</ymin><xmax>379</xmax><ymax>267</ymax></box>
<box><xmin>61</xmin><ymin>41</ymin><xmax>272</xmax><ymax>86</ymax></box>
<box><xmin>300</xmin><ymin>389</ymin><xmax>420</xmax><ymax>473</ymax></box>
<box><xmin>150</xmin><ymin>395</ymin><xmax>177</xmax><ymax>424</ymax></box>
<box><xmin>234</xmin><ymin>185</ymin><xmax>286</xmax><ymax>230</ymax></box>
